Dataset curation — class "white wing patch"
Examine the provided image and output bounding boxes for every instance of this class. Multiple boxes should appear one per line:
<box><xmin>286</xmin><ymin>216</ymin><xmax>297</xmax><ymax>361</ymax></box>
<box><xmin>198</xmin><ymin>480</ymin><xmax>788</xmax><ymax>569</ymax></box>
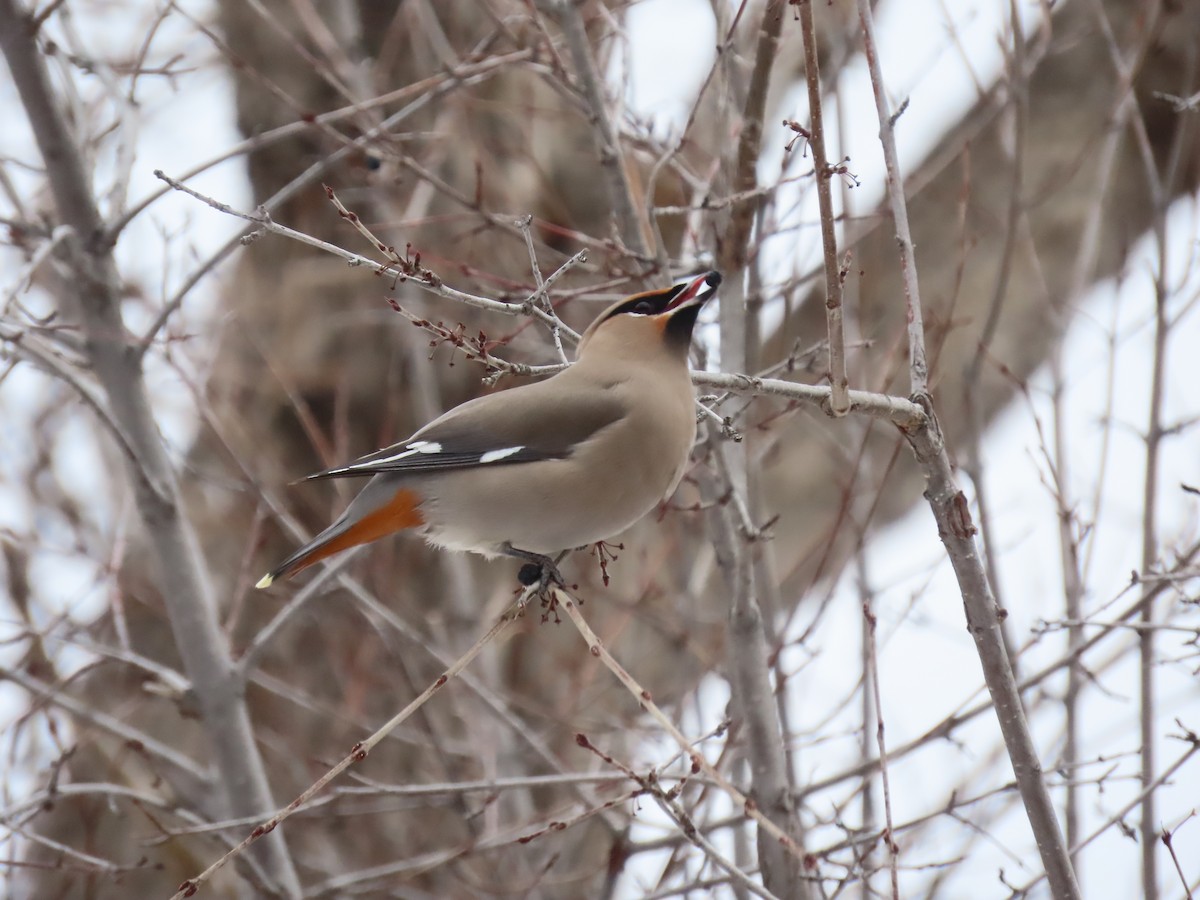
<box><xmin>479</xmin><ymin>446</ymin><xmax>524</xmax><ymax>464</ymax></box>
<box><xmin>316</xmin><ymin>440</ymin><xmax>529</xmax><ymax>478</ymax></box>
<box><xmin>372</xmin><ymin>440</ymin><xmax>441</xmax><ymax>465</ymax></box>
<box><xmin>321</xmin><ymin>440</ymin><xmax>443</xmax><ymax>475</ymax></box>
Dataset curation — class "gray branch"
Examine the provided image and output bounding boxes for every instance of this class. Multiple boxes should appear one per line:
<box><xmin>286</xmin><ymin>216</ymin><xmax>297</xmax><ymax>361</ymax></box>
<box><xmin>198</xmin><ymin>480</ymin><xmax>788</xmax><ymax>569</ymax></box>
<box><xmin>0</xmin><ymin>2</ymin><xmax>300</xmax><ymax>894</ymax></box>
<box><xmin>551</xmin><ymin>0</ymin><xmax>650</xmax><ymax>257</ymax></box>
<box><xmin>856</xmin><ymin>1</ymin><xmax>1080</xmax><ymax>896</ymax></box>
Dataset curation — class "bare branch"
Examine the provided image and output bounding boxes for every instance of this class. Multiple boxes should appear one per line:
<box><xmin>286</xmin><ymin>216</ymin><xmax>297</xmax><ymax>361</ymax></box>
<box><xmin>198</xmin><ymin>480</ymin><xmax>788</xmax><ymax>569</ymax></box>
<box><xmin>577</xmin><ymin>733</ymin><xmax>781</xmax><ymax>900</ymax></box>
<box><xmin>155</xmin><ymin>170</ymin><xmax>584</xmax><ymax>343</ymax></box>
<box><xmin>170</xmin><ymin>589</ymin><xmax>532</xmax><ymax>900</ymax></box>
<box><xmin>796</xmin><ymin>0</ymin><xmax>851</xmax><ymax>415</ymax></box>
<box><xmin>158</xmin><ymin>172</ymin><xmax>927</xmax><ymax>438</ymax></box>
<box><xmin>550</xmin><ymin>0</ymin><xmax>650</xmax><ymax>258</ymax></box>
<box><xmin>0</xmin><ymin>664</ymin><xmax>206</xmax><ymax>788</ymax></box>
<box><xmin>0</xmin><ymin>2</ymin><xmax>301</xmax><ymax>892</ymax></box>
<box><xmin>716</xmin><ymin>0</ymin><xmax>786</xmax><ymax>377</ymax></box>
<box><xmin>862</xmin><ymin>600</ymin><xmax>899</xmax><ymax>898</ymax></box>
<box><xmin>517</xmin><ymin>213</ymin><xmax>569</xmax><ymax>363</ymax></box>
<box><xmin>558</xmin><ymin>590</ymin><xmax>810</xmax><ymax>869</ymax></box>
<box><xmin>855</xmin><ymin>0</ymin><xmax>928</xmax><ymax>396</ymax></box>
<box><xmin>691</xmin><ymin>371</ymin><xmax>924</xmax><ymax>427</ymax></box>
<box><xmin>855</xmin><ymin>2</ymin><xmax>1082</xmax><ymax>896</ymax></box>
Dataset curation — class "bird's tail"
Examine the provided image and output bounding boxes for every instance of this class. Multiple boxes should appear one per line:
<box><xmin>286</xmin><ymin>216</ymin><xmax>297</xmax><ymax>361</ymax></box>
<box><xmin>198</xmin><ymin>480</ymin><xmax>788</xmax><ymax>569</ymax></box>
<box><xmin>255</xmin><ymin>486</ymin><xmax>424</xmax><ymax>588</ymax></box>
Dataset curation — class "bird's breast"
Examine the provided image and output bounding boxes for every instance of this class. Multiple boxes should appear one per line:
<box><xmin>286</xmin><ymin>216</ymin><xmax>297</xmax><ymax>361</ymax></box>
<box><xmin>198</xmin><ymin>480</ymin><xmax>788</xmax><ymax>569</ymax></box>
<box><xmin>417</xmin><ymin>374</ymin><xmax>696</xmax><ymax>555</ymax></box>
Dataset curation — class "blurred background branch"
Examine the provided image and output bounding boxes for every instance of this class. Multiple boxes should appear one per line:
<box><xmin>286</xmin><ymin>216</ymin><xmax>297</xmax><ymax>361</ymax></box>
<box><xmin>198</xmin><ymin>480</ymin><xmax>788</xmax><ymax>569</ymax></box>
<box><xmin>0</xmin><ymin>0</ymin><xmax>1198</xmax><ymax>897</ymax></box>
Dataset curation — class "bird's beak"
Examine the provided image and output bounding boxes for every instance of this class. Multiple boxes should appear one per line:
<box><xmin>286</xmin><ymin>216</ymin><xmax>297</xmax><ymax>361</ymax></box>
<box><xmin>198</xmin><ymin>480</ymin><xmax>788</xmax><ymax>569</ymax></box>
<box><xmin>666</xmin><ymin>271</ymin><xmax>722</xmax><ymax>311</ymax></box>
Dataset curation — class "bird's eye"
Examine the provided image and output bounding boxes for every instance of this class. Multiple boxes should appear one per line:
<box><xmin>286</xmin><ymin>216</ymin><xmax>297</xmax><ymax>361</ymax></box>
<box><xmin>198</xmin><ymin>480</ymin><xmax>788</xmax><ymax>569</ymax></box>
<box><xmin>633</xmin><ymin>300</ymin><xmax>656</xmax><ymax>315</ymax></box>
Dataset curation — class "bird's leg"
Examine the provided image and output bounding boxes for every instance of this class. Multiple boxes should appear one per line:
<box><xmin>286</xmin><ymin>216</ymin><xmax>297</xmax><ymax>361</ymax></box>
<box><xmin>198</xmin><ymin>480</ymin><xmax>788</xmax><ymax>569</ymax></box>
<box><xmin>500</xmin><ymin>543</ymin><xmax>565</xmax><ymax>592</ymax></box>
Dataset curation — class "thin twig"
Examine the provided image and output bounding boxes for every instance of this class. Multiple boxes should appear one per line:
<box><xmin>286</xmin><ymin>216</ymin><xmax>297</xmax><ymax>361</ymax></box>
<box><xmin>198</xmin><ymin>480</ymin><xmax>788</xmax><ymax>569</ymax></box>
<box><xmin>557</xmin><ymin>590</ymin><xmax>809</xmax><ymax>867</ymax></box>
<box><xmin>159</xmin><ymin>173</ymin><xmax>924</xmax><ymax>432</ymax></box>
<box><xmin>170</xmin><ymin>589</ymin><xmax>533</xmax><ymax>899</ymax></box>
<box><xmin>551</xmin><ymin>0</ymin><xmax>649</xmax><ymax>258</ymax></box>
<box><xmin>1138</xmin><ymin>206</ymin><xmax>1171</xmax><ymax>900</ymax></box>
<box><xmin>715</xmin><ymin>0</ymin><xmax>786</xmax><ymax>378</ymax></box>
<box><xmin>155</xmin><ymin>171</ymin><xmax>583</xmax><ymax>343</ymax></box>
<box><xmin>1162</xmin><ymin>813</ymin><xmax>1197</xmax><ymax>900</ymax></box>
<box><xmin>1013</xmin><ymin>728</ymin><xmax>1200</xmax><ymax>897</ymax></box>
<box><xmin>797</xmin><ymin>0</ymin><xmax>851</xmax><ymax>415</ymax></box>
<box><xmin>0</xmin><ymin>3</ymin><xmax>302</xmax><ymax>892</ymax></box>
<box><xmin>855</xmin><ymin>0</ymin><xmax>927</xmax><ymax>396</ymax></box>
<box><xmin>577</xmin><ymin>734</ymin><xmax>780</xmax><ymax>900</ymax></box>
<box><xmin>518</xmin><ymin>213</ymin><xmax>569</xmax><ymax>363</ymax></box>
<box><xmin>862</xmin><ymin>600</ymin><xmax>899</xmax><ymax>898</ymax></box>
<box><xmin>0</xmin><ymin>664</ymin><xmax>205</xmax><ymax>787</ymax></box>
<box><xmin>691</xmin><ymin>371</ymin><xmax>924</xmax><ymax>428</ymax></box>
<box><xmin>855</xmin><ymin>2</ymin><xmax>1081</xmax><ymax>896</ymax></box>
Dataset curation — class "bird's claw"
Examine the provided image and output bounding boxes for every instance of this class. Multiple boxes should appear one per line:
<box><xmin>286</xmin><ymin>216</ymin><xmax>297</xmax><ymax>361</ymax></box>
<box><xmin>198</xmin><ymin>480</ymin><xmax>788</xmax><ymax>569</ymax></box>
<box><xmin>516</xmin><ymin>563</ymin><xmax>542</xmax><ymax>587</ymax></box>
<box><xmin>516</xmin><ymin>560</ymin><xmax>564</xmax><ymax>593</ymax></box>
<box><xmin>503</xmin><ymin>543</ymin><xmax>565</xmax><ymax>599</ymax></box>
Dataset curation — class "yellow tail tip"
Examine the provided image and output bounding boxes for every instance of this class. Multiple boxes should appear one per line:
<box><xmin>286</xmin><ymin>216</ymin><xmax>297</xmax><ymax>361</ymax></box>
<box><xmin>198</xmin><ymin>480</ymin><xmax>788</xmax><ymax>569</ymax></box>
<box><xmin>255</xmin><ymin>573</ymin><xmax>274</xmax><ymax>590</ymax></box>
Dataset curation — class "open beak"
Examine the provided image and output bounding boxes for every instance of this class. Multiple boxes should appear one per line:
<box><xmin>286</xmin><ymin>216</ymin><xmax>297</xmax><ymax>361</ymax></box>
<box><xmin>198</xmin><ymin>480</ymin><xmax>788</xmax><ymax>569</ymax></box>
<box><xmin>666</xmin><ymin>271</ymin><xmax>722</xmax><ymax>311</ymax></box>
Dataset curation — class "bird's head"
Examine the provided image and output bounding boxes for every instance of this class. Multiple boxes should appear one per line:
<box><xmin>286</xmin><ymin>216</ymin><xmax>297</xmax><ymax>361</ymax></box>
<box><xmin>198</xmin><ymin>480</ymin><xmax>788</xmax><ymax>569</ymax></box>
<box><xmin>577</xmin><ymin>271</ymin><xmax>722</xmax><ymax>362</ymax></box>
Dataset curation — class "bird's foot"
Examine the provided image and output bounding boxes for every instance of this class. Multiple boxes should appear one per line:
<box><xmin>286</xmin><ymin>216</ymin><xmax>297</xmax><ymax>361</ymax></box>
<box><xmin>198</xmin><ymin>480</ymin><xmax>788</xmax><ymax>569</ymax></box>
<box><xmin>503</xmin><ymin>544</ymin><xmax>569</xmax><ymax>609</ymax></box>
<box><xmin>516</xmin><ymin>562</ymin><xmax>551</xmax><ymax>587</ymax></box>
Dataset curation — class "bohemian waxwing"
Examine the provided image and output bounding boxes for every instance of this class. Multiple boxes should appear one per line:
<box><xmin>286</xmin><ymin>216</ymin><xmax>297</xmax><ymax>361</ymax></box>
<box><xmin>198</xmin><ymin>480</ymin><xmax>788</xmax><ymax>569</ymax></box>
<box><xmin>256</xmin><ymin>270</ymin><xmax>722</xmax><ymax>589</ymax></box>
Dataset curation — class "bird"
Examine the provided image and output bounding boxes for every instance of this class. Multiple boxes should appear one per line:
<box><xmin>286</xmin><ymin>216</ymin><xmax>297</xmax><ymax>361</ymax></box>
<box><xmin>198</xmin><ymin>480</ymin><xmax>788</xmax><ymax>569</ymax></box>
<box><xmin>255</xmin><ymin>270</ymin><xmax>722</xmax><ymax>590</ymax></box>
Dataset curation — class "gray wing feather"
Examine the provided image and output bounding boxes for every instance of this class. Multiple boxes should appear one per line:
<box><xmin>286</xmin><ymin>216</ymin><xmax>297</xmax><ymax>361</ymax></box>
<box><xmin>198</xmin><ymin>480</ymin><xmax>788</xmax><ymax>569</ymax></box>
<box><xmin>306</xmin><ymin>374</ymin><xmax>626</xmax><ymax>480</ymax></box>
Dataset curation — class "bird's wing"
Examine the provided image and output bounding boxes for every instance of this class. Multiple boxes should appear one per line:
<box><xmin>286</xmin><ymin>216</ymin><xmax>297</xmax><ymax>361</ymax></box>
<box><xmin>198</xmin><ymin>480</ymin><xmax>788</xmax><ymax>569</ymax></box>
<box><xmin>304</xmin><ymin>377</ymin><xmax>626</xmax><ymax>479</ymax></box>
